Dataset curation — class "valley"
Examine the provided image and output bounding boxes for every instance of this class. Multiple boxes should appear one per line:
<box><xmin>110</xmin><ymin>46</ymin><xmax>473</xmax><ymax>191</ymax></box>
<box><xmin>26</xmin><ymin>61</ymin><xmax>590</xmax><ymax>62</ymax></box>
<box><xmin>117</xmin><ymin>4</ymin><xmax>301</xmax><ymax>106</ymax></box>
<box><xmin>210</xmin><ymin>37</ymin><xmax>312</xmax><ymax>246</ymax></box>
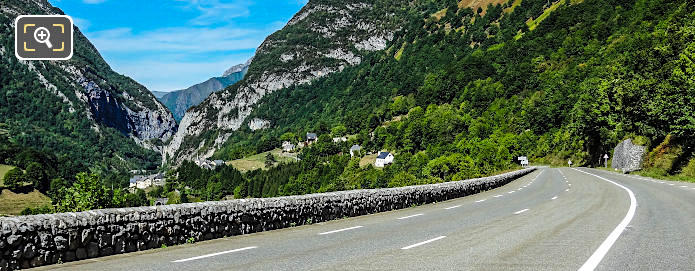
<box><xmin>0</xmin><ymin>0</ymin><xmax>694</xmax><ymax>223</ymax></box>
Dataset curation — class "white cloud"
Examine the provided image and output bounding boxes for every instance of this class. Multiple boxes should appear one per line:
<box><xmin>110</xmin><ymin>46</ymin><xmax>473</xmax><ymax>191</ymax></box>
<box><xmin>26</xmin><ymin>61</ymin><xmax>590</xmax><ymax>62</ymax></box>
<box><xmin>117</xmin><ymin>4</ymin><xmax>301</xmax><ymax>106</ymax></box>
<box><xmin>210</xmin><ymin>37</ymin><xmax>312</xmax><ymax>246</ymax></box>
<box><xmin>85</xmin><ymin>26</ymin><xmax>264</xmax><ymax>53</ymax></box>
<box><xmin>72</xmin><ymin>17</ymin><xmax>91</xmax><ymax>31</ymax></box>
<box><xmin>175</xmin><ymin>0</ymin><xmax>252</xmax><ymax>25</ymax></box>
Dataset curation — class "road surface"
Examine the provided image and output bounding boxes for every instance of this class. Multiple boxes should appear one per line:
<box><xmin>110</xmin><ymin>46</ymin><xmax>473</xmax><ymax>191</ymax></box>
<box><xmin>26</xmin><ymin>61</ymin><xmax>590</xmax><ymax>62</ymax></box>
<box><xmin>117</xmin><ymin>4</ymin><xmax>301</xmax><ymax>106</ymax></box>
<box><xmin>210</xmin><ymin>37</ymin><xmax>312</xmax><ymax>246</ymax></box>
<box><xmin>32</xmin><ymin>168</ymin><xmax>695</xmax><ymax>270</ymax></box>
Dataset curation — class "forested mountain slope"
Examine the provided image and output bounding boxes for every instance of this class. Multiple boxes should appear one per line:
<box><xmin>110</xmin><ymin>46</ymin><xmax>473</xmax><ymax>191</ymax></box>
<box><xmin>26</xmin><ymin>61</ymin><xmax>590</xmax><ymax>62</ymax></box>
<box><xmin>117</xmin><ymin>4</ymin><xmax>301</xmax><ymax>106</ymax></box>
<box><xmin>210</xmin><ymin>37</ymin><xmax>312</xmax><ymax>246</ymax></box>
<box><xmin>224</xmin><ymin>0</ymin><xmax>695</xmax><ymax>165</ymax></box>
<box><xmin>0</xmin><ymin>0</ymin><xmax>177</xmax><ymax>175</ymax></box>
<box><xmin>164</xmin><ymin>0</ymin><xmax>413</xmax><ymax>163</ymax></box>
<box><xmin>164</xmin><ymin>0</ymin><xmax>695</xmax><ymax>198</ymax></box>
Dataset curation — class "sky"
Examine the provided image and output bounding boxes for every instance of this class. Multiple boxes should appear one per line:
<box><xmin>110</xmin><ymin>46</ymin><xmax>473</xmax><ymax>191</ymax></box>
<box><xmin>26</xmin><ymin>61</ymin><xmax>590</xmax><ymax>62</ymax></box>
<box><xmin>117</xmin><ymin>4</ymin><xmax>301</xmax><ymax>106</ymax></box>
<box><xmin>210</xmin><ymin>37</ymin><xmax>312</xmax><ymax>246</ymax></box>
<box><xmin>48</xmin><ymin>0</ymin><xmax>306</xmax><ymax>92</ymax></box>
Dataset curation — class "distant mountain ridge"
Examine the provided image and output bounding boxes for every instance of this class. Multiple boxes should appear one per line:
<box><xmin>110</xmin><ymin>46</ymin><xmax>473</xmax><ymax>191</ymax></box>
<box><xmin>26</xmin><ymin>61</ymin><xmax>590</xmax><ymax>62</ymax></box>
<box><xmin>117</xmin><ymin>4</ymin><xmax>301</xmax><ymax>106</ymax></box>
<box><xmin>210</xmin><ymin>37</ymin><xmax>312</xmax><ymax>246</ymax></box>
<box><xmin>157</xmin><ymin>60</ymin><xmax>250</xmax><ymax>121</ymax></box>
<box><xmin>223</xmin><ymin>58</ymin><xmax>253</xmax><ymax>77</ymax></box>
<box><xmin>151</xmin><ymin>91</ymin><xmax>169</xmax><ymax>99</ymax></box>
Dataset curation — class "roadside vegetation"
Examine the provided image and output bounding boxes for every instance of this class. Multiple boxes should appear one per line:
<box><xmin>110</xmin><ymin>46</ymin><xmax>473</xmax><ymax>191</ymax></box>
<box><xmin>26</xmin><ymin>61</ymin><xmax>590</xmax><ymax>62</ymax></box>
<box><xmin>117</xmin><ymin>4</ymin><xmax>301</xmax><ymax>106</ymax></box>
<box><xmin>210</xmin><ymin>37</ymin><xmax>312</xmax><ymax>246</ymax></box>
<box><xmin>192</xmin><ymin>0</ymin><xmax>695</xmax><ymax>198</ymax></box>
<box><xmin>3</xmin><ymin>0</ymin><xmax>695</xmax><ymax>213</ymax></box>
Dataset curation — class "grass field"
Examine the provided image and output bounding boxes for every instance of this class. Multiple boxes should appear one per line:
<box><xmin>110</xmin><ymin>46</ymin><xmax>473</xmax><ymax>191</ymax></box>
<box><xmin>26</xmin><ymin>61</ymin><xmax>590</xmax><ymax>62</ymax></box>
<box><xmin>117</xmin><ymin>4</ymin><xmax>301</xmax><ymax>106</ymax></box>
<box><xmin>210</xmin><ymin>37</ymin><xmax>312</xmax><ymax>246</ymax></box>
<box><xmin>228</xmin><ymin>148</ymin><xmax>298</xmax><ymax>172</ymax></box>
<box><xmin>0</xmin><ymin>189</ymin><xmax>52</xmax><ymax>215</ymax></box>
<box><xmin>359</xmin><ymin>154</ymin><xmax>378</xmax><ymax>167</ymax></box>
<box><xmin>0</xmin><ymin>164</ymin><xmax>16</xmax><ymax>187</ymax></box>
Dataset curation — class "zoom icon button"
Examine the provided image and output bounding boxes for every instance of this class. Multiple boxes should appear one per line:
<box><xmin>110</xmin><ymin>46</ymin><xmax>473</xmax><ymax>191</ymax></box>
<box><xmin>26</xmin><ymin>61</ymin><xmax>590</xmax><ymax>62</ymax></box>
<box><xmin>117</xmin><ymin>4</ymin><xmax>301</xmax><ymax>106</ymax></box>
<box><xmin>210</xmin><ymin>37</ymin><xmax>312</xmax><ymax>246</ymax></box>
<box><xmin>15</xmin><ymin>15</ymin><xmax>73</xmax><ymax>60</ymax></box>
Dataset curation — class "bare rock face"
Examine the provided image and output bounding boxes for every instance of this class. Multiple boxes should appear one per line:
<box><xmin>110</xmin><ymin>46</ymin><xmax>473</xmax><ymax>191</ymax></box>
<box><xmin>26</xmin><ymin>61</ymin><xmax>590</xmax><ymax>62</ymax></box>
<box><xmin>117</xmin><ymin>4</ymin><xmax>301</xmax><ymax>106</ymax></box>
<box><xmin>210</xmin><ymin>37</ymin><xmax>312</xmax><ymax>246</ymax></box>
<box><xmin>165</xmin><ymin>0</ymin><xmax>407</xmax><ymax>164</ymax></box>
<box><xmin>222</xmin><ymin>58</ymin><xmax>253</xmax><ymax>77</ymax></box>
<box><xmin>612</xmin><ymin>139</ymin><xmax>647</xmax><ymax>172</ymax></box>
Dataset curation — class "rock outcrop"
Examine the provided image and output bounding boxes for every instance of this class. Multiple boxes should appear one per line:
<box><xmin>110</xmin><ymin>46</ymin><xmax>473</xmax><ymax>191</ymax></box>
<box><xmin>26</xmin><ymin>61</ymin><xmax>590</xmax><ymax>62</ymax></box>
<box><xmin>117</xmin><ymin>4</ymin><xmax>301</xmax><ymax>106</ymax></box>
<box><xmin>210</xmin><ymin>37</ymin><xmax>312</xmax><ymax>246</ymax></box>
<box><xmin>0</xmin><ymin>168</ymin><xmax>534</xmax><ymax>270</ymax></box>
<box><xmin>612</xmin><ymin>139</ymin><xmax>647</xmax><ymax>172</ymax></box>
<box><xmin>165</xmin><ymin>0</ymin><xmax>409</xmax><ymax>164</ymax></box>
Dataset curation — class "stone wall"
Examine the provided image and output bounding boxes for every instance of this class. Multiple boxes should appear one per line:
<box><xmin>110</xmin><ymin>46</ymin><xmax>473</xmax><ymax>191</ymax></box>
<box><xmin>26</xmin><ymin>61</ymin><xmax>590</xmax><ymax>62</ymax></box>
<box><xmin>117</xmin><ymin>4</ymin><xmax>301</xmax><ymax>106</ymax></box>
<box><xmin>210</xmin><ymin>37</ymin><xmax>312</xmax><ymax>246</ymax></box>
<box><xmin>612</xmin><ymin>139</ymin><xmax>647</xmax><ymax>172</ymax></box>
<box><xmin>0</xmin><ymin>168</ymin><xmax>535</xmax><ymax>270</ymax></box>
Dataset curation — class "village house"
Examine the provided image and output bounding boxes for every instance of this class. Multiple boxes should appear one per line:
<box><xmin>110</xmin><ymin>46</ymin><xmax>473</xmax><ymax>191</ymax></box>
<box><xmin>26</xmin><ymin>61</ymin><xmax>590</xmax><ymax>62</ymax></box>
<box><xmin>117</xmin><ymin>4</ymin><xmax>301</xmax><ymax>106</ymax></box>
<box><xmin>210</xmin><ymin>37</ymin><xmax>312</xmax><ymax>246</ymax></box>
<box><xmin>195</xmin><ymin>159</ymin><xmax>225</xmax><ymax>170</ymax></box>
<box><xmin>282</xmin><ymin>141</ymin><xmax>296</xmax><ymax>152</ymax></box>
<box><xmin>129</xmin><ymin>173</ymin><xmax>165</xmax><ymax>190</ymax></box>
<box><xmin>374</xmin><ymin>151</ymin><xmax>394</xmax><ymax>167</ymax></box>
<box><xmin>332</xmin><ymin>136</ymin><xmax>347</xmax><ymax>143</ymax></box>
<box><xmin>350</xmin><ymin>145</ymin><xmax>362</xmax><ymax>157</ymax></box>
<box><xmin>306</xmin><ymin>132</ymin><xmax>318</xmax><ymax>145</ymax></box>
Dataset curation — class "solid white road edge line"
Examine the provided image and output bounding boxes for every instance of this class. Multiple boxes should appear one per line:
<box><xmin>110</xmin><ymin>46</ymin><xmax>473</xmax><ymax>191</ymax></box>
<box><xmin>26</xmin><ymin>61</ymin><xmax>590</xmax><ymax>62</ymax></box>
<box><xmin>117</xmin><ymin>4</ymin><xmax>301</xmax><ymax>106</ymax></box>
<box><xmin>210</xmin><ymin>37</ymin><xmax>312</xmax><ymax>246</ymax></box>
<box><xmin>318</xmin><ymin>226</ymin><xmax>364</xmax><ymax>235</ymax></box>
<box><xmin>514</xmin><ymin>208</ymin><xmax>529</xmax><ymax>214</ymax></box>
<box><xmin>397</xmin><ymin>213</ymin><xmax>424</xmax><ymax>220</ymax></box>
<box><xmin>444</xmin><ymin>205</ymin><xmax>462</xmax><ymax>210</ymax></box>
<box><xmin>172</xmin><ymin>246</ymin><xmax>257</xmax><ymax>263</ymax></box>
<box><xmin>573</xmin><ymin>168</ymin><xmax>637</xmax><ymax>271</ymax></box>
<box><xmin>401</xmin><ymin>236</ymin><xmax>447</xmax><ymax>250</ymax></box>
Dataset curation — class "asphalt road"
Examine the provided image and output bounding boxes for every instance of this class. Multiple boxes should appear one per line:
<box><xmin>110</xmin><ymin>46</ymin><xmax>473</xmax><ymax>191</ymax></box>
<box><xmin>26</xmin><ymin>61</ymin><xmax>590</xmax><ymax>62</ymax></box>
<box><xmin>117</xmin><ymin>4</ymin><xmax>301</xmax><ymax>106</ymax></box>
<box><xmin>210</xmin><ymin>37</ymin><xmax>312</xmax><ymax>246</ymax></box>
<box><xmin>32</xmin><ymin>167</ymin><xmax>695</xmax><ymax>271</ymax></box>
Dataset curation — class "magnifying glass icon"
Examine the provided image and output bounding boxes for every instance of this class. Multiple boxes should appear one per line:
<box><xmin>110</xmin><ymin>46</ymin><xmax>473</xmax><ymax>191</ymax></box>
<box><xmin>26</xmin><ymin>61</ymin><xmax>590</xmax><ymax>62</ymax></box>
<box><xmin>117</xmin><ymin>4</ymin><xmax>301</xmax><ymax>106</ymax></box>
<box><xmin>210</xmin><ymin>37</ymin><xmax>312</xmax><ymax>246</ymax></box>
<box><xmin>33</xmin><ymin>27</ymin><xmax>53</xmax><ymax>49</ymax></box>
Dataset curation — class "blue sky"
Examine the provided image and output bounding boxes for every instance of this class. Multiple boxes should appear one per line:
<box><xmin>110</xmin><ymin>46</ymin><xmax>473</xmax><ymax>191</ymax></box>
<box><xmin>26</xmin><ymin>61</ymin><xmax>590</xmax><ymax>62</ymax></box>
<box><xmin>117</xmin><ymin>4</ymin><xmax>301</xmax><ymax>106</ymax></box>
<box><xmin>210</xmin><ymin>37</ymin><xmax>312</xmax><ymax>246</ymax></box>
<box><xmin>49</xmin><ymin>0</ymin><xmax>306</xmax><ymax>92</ymax></box>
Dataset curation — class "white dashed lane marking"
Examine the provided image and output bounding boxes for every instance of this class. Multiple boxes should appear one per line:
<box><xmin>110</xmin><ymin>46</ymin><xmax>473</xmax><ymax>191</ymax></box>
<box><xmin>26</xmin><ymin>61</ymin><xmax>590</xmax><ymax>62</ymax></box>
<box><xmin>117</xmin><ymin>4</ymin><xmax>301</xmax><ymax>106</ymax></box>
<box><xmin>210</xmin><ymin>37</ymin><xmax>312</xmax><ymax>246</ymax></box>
<box><xmin>444</xmin><ymin>205</ymin><xmax>461</xmax><ymax>210</ymax></box>
<box><xmin>514</xmin><ymin>209</ymin><xmax>529</xmax><ymax>215</ymax></box>
<box><xmin>172</xmin><ymin>246</ymin><xmax>257</xmax><ymax>263</ymax></box>
<box><xmin>401</xmin><ymin>236</ymin><xmax>446</xmax><ymax>250</ymax></box>
<box><xmin>397</xmin><ymin>214</ymin><xmax>424</xmax><ymax>220</ymax></box>
<box><xmin>318</xmin><ymin>226</ymin><xmax>364</xmax><ymax>235</ymax></box>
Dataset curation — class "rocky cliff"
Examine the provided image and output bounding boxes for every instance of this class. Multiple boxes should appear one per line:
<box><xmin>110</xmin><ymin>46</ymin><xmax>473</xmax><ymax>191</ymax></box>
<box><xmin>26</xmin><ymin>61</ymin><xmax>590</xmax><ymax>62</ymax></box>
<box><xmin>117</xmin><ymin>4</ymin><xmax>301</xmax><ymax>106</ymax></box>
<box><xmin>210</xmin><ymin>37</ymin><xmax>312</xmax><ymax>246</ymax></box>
<box><xmin>165</xmin><ymin>0</ymin><xmax>409</xmax><ymax>164</ymax></box>
<box><xmin>0</xmin><ymin>0</ymin><xmax>176</xmax><ymax>168</ymax></box>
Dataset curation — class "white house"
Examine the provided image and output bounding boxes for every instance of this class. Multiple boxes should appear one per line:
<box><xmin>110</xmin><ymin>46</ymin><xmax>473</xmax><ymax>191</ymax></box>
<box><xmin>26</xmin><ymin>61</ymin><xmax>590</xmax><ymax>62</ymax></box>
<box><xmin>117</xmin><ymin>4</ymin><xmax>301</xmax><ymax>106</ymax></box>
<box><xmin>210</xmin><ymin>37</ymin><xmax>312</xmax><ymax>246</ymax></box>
<box><xmin>213</xmin><ymin>160</ymin><xmax>225</xmax><ymax>167</ymax></box>
<box><xmin>332</xmin><ymin>137</ymin><xmax>347</xmax><ymax>143</ymax></box>
<box><xmin>130</xmin><ymin>173</ymin><xmax>165</xmax><ymax>190</ymax></box>
<box><xmin>195</xmin><ymin>159</ymin><xmax>224</xmax><ymax>170</ymax></box>
<box><xmin>350</xmin><ymin>145</ymin><xmax>362</xmax><ymax>157</ymax></box>
<box><xmin>282</xmin><ymin>141</ymin><xmax>296</xmax><ymax>152</ymax></box>
<box><xmin>374</xmin><ymin>151</ymin><xmax>394</xmax><ymax>167</ymax></box>
<box><xmin>137</xmin><ymin>178</ymin><xmax>152</xmax><ymax>189</ymax></box>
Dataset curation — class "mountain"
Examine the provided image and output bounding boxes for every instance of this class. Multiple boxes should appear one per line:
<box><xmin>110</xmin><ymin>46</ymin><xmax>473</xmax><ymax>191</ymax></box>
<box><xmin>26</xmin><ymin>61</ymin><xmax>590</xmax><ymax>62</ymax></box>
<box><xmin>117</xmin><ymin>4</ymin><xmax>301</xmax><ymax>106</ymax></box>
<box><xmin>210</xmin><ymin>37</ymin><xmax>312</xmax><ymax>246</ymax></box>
<box><xmin>165</xmin><ymin>0</ymin><xmax>410</xmax><ymax>163</ymax></box>
<box><xmin>161</xmin><ymin>0</ymin><xmax>695</xmax><ymax>201</ymax></box>
<box><xmin>223</xmin><ymin>58</ymin><xmax>253</xmax><ymax>77</ymax></box>
<box><xmin>0</xmin><ymin>0</ymin><xmax>177</xmax><ymax>173</ymax></box>
<box><xmin>150</xmin><ymin>91</ymin><xmax>169</xmax><ymax>99</ymax></box>
<box><xmin>165</xmin><ymin>0</ymin><xmax>695</xmax><ymax>178</ymax></box>
<box><xmin>157</xmin><ymin>60</ymin><xmax>250</xmax><ymax>121</ymax></box>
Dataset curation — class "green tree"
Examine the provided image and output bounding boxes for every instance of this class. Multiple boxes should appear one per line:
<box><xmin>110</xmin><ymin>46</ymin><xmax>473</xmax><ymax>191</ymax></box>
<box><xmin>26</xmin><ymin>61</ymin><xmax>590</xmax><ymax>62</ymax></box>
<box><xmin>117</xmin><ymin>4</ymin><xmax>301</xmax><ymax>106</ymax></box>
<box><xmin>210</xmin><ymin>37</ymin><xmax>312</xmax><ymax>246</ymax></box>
<box><xmin>180</xmin><ymin>189</ymin><xmax>190</xmax><ymax>203</ymax></box>
<box><xmin>25</xmin><ymin>162</ymin><xmax>48</xmax><ymax>191</ymax></box>
<box><xmin>331</xmin><ymin>125</ymin><xmax>347</xmax><ymax>137</ymax></box>
<box><xmin>57</xmin><ymin>173</ymin><xmax>111</xmax><ymax>212</ymax></box>
<box><xmin>48</xmin><ymin>178</ymin><xmax>68</xmax><ymax>204</ymax></box>
<box><xmin>279</xmin><ymin>132</ymin><xmax>297</xmax><ymax>143</ymax></box>
<box><xmin>3</xmin><ymin>168</ymin><xmax>25</xmax><ymax>191</ymax></box>
<box><xmin>265</xmin><ymin>153</ymin><xmax>277</xmax><ymax>167</ymax></box>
